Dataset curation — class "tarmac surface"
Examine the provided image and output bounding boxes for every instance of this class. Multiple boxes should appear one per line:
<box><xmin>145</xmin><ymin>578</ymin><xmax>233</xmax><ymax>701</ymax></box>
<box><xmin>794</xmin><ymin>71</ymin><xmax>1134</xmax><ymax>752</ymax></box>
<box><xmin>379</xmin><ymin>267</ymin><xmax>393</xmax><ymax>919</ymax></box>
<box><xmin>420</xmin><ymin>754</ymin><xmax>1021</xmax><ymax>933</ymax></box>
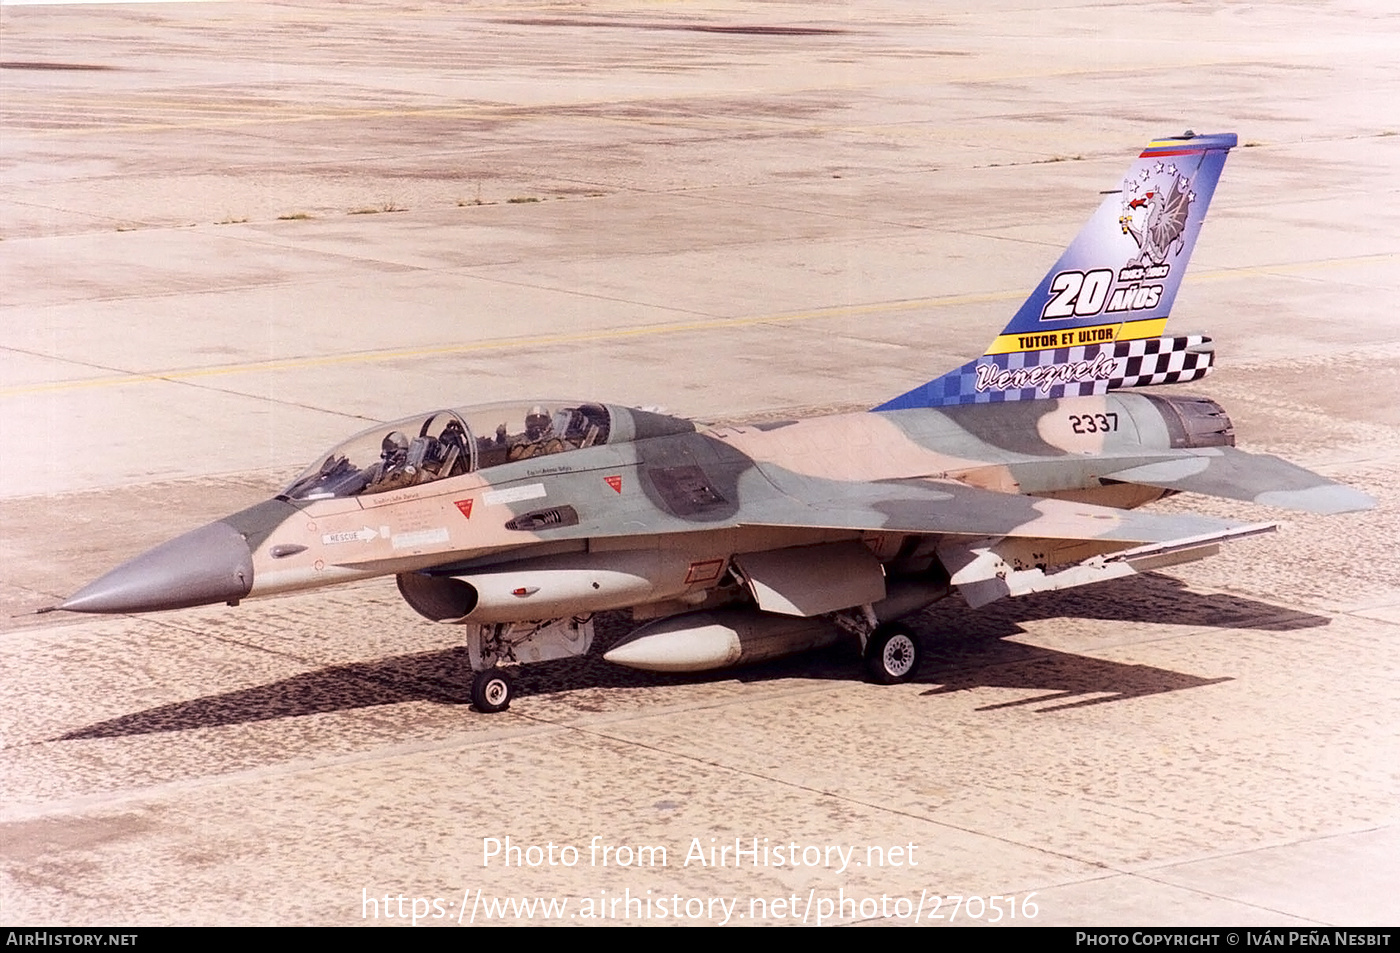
<box><xmin>1</xmin><ymin>0</ymin><xmax>1397</xmax><ymax>928</ymax></box>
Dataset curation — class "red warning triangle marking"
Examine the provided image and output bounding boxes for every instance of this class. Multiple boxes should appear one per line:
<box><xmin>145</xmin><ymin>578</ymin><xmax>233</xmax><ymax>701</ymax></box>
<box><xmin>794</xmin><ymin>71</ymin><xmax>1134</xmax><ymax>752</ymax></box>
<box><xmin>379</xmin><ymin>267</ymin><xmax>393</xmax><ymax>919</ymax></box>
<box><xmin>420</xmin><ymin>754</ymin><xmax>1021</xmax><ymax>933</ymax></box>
<box><xmin>454</xmin><ymin>499</ymin><xmax>474</xmax><ymax>519</ymax></box>
<box><xmin>604</xmin><ymin>475</ymin><xmax>623</xmax><ymax>493</ymax></box>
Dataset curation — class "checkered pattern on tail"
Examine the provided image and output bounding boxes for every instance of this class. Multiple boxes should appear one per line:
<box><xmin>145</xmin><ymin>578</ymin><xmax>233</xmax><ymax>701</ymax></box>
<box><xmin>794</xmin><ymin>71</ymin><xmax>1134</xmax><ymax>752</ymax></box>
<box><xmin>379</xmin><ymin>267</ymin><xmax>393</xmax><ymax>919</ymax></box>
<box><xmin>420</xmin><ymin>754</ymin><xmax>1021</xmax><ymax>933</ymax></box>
<box><xmin>881</xmin><ymin>335</ymin><xmax>1214</xmax><ymax>407</ymax></box>
<box><xmin>1108</xmin><ymin>334</ymin><xmax>1214</xmax><ymax>390</ymax></box>
<box><xmin>924</xmin><ymin>335</ymin><xmax>1213</xmax><ymax>405</ymax></box>
<box><xmin>958</xmin><ymin>343</ymin><xmax>1117</xmax><ymax>403</ymax></box>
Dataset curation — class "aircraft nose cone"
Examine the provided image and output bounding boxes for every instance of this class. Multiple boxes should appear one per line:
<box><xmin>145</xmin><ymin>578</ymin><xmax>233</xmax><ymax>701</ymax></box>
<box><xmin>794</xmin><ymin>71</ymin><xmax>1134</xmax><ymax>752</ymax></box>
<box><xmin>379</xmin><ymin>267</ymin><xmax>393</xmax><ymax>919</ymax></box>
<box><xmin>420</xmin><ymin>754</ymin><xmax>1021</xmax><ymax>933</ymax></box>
<box><xmin>60</xmin><ymin>521</ymin><xmax>254</xmax><ymax>614</ymax></box>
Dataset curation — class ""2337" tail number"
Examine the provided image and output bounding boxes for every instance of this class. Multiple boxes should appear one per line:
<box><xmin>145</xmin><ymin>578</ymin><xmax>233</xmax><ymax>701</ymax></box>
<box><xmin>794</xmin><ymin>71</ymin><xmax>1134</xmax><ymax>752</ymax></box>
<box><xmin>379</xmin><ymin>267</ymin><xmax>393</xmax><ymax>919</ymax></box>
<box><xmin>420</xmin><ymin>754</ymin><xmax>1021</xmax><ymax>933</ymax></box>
<box><xmin>1069</xmin><ymin>412</ymin><xmax>1118</xmax><ymax>434</ymax></box>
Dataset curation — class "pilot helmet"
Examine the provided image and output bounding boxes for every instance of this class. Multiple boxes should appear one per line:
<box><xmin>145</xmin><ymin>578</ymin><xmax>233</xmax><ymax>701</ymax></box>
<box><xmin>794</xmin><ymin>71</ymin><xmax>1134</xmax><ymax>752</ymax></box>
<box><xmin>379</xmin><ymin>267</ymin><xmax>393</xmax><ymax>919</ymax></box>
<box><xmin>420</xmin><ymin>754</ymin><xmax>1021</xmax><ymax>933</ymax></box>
<box><xmin>381</xmin><ymin>431</ymin><xmax>410</xmax><ymax>461</ymax></box>
<box><xmin>525</xmin><ymin>406</ymin><xmax>551</xmax><ymax>439</ymax></box>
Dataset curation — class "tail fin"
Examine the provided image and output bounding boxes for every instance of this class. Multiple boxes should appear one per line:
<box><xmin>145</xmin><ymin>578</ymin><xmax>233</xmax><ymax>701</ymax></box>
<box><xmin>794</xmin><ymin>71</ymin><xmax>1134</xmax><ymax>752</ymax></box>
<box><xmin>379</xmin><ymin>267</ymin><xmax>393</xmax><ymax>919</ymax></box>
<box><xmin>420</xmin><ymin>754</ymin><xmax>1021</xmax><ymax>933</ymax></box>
<box><xmin>877</xmin><ymin>132</ymin><xmax>1237</xmax><ymax>411</ymax></box>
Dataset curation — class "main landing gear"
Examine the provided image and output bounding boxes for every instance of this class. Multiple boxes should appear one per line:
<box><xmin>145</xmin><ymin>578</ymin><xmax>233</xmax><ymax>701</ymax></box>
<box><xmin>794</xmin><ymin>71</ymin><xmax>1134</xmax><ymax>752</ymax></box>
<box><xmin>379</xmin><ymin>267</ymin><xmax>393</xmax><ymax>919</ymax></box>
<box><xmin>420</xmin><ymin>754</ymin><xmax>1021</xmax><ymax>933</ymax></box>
<box><xmin>833</xmin><ymin>606</ymin><xmax>925</xmax><ymax>686</ymax></box>
<box><xmin>864</xmin><ymin>623</ymin><xmax>922</xmax><ymax>685</ymax></box>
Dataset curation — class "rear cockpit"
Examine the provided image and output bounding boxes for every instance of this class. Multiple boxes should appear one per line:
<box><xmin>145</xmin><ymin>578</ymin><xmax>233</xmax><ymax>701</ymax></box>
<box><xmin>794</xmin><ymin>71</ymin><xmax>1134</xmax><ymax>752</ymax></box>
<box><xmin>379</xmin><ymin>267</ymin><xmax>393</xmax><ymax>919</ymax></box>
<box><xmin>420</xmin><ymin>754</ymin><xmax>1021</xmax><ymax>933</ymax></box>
<box><xmin>282</xmin><ymin>402</ymin><xmax>693</xmax><ymax>502</ymax></box>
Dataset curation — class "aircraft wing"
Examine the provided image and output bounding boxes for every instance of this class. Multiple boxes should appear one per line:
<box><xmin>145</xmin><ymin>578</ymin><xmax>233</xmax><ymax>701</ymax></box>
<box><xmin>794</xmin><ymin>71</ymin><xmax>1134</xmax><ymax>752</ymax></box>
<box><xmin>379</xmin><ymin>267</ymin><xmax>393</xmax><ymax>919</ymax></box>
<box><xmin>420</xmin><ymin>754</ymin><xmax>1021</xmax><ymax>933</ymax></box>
<box><xmin>740</xmin><ymin>476</ymin><xmax>1276</xmax><ymax>609</ymax></box>
<box><xmin>739</xmin><ymin>475</ymin><xmax>1259</xmax><ymax>545</ymax></box>
<box><xmin>1100</xmin><ymin>447</ymin><xmax>1375</xmax><ymax>514</ymax></box>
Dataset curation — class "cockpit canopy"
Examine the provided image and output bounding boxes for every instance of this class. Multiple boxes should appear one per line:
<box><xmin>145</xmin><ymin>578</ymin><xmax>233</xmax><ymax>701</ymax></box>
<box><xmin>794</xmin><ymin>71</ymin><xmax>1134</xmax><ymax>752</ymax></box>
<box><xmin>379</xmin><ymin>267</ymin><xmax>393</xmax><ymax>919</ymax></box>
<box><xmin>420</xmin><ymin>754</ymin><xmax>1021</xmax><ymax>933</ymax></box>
<box><xmin>282</xmin><ymin>401</ymin><xmax>692</xmax><ymax>502</ymax></box>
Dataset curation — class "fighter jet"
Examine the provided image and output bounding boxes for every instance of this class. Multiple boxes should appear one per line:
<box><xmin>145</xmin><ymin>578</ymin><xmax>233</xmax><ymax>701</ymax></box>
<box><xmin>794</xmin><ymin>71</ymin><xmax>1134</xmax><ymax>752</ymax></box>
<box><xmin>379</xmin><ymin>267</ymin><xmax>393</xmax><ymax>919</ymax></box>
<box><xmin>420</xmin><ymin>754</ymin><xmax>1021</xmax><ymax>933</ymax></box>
<box><xmin>56</xmin><ymin>132</ymin><xmax>1372</xmax><ymax>713</ymax></box>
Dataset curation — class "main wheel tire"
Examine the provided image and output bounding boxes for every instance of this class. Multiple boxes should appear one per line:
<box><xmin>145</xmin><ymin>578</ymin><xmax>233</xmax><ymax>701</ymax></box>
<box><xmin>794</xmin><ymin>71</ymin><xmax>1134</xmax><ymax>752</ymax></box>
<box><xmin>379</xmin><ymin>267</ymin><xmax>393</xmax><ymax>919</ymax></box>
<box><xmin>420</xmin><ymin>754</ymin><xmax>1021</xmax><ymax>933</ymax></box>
<box><xmin>865</xmin><ymin>624</ymin><xmax>921</xmax><ymax>685</ymax></box>
<box><xmin>471</xmin><ymin>668</ymin><xmax>513</xmax><ymax>713</ymax></box>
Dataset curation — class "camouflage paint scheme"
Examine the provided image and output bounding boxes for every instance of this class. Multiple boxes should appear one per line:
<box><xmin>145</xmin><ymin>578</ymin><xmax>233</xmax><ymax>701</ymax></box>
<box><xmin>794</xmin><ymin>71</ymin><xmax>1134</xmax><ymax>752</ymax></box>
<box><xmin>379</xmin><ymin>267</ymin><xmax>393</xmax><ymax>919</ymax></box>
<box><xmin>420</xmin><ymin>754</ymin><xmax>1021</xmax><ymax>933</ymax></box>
<box><xmin>58</xmin><ymin>133</ymin><xmax>1373</xmax><ymax>712</ymax></box>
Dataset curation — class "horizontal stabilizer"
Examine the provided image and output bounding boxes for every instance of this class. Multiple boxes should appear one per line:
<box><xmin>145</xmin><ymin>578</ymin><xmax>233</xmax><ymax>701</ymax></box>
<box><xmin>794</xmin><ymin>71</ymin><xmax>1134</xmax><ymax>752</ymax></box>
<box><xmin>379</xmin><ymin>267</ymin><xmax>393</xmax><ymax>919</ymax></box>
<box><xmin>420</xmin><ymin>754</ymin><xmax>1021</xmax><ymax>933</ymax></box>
<box><xmin>1103</xmin><ymin>449</ymin><xmax>1375</xmax><ymax>514</ymax></box>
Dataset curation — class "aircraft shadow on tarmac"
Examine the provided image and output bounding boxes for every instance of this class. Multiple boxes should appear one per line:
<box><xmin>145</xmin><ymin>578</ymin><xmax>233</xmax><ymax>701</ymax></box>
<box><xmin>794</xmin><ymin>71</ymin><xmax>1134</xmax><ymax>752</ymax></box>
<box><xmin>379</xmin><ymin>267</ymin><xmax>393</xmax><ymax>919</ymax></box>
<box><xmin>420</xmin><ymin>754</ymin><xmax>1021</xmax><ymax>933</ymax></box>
<box><xmin>59</xmin><ymin>573</ymin><xmax>1328</xmax><ymax>740</ymax></box>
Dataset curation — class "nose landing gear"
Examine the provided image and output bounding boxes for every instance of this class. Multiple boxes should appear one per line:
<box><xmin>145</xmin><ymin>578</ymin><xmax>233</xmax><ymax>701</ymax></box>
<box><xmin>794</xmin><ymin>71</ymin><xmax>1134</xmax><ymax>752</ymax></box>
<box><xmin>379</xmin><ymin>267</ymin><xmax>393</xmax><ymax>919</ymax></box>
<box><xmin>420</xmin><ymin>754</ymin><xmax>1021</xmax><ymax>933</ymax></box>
<box><xmin>471</xmin><ymin>668</ymin><xmax>513</xmax><ymax>713</ymax></box>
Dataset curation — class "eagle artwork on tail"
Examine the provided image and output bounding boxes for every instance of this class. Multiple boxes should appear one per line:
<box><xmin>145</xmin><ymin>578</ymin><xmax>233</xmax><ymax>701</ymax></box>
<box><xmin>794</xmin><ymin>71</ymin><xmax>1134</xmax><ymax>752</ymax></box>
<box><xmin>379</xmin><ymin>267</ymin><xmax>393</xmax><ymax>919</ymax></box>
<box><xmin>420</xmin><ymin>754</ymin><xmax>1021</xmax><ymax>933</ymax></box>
<box><xmin>1120</xmin><ymin>164</ymin><xmax>1196</xmax><ymax>268</ymax></box>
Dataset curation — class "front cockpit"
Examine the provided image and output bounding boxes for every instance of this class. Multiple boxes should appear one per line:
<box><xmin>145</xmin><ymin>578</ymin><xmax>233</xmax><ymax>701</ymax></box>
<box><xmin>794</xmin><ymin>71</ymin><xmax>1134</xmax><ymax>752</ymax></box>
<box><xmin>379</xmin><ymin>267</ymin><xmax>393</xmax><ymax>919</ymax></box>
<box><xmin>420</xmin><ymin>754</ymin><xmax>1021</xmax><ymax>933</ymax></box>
<box><xmin>281</xmin><ymin>402</ymin><xmax>616</xmax><ymax>502</ymax></box>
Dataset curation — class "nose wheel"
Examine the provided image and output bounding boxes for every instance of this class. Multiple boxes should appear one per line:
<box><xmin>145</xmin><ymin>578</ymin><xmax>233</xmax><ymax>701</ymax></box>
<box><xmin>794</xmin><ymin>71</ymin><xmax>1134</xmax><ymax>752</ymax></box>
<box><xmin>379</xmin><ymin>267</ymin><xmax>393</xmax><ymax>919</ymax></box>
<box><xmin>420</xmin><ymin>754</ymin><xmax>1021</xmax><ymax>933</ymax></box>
<box><xmin>865</xmin><ymin>623</ymin><xmax>921</xmax><ymax>685</ymax></box>
<box><xmin>471</xmin><ymin>668</ymin><xmax>513</xmax><ymax>713</ymax></box>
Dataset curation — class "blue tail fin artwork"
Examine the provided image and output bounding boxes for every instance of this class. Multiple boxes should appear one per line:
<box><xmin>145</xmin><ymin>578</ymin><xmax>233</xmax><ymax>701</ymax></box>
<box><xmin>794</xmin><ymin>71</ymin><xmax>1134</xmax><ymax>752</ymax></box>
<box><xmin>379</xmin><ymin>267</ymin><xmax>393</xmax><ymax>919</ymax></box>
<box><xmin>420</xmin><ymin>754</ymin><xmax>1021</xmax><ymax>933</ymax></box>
<box><xmin>877</xmin><ymin>132</ymin><xmax>1237</xmax><ymax>411</ymax></box>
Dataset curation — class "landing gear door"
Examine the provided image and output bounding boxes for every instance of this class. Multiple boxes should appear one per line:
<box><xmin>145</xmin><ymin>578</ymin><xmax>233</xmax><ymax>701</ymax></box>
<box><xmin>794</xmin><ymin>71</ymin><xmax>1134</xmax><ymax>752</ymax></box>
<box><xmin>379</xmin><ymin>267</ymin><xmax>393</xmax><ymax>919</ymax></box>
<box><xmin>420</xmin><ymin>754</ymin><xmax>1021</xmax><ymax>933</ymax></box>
<box><xmin>733</xmin><ymin>542</ymin><xmax>886</xmax><ymax>617</ymax></box>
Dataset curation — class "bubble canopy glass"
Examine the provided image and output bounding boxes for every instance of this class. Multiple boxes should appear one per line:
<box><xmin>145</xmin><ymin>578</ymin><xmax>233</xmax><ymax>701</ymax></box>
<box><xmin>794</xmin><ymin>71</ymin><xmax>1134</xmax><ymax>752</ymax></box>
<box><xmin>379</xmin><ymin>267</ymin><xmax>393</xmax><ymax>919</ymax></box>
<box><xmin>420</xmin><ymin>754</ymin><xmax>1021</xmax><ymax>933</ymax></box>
<box><xmin>281</xmin><ymin>402</ymin><xmax>614</xmax><ymax>501</ymax></box>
